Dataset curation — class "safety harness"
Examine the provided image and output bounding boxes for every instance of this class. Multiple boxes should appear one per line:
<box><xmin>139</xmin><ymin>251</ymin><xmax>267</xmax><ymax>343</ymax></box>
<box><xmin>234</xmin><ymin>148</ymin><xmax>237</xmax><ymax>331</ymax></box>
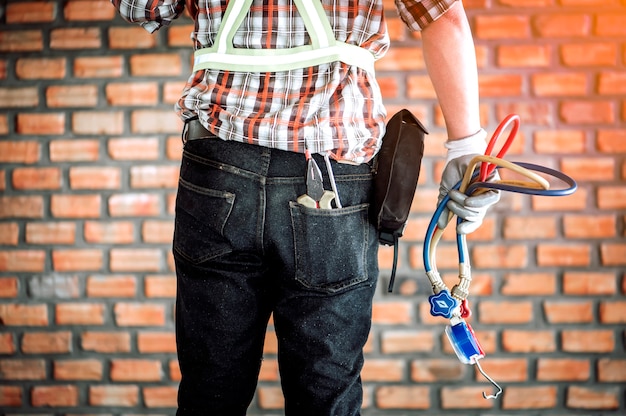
<box><xmin>192</xmin><ymin>0</ymin><xmax>377</xmax><ymax>74</ymax></box>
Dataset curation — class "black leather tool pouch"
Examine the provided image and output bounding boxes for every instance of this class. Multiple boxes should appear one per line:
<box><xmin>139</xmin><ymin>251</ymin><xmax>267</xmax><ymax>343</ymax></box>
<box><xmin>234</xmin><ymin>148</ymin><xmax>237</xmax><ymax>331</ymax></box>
<box><xmin>371</xmin><ymin>109</ymin><xmax>427</xmax><ymax>292</ymax></box>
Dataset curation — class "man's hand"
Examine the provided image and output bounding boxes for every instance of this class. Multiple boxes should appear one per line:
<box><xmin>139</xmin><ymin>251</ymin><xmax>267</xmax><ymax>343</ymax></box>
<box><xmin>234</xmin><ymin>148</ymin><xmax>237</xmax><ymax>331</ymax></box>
<box><xmin>437</xmin><ymin>154</ymin><xmax>501</xmax><ymax>235</ymax></box>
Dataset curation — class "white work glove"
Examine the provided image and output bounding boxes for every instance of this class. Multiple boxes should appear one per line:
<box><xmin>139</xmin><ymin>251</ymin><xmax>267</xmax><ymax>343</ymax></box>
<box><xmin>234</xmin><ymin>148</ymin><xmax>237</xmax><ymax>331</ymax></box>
<box><xmin>437</xmin><ymin>129</ymin><xmax>501</xmax><ymax>234</ymax></box>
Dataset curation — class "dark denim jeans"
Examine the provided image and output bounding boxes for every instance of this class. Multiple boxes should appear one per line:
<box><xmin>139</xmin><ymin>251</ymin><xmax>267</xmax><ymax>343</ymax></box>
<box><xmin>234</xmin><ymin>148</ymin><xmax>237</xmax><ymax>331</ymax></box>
<box><xmin>173</xmin><ymin>136</ymin><xmax>379</xmax><ymax>416</ymax></box>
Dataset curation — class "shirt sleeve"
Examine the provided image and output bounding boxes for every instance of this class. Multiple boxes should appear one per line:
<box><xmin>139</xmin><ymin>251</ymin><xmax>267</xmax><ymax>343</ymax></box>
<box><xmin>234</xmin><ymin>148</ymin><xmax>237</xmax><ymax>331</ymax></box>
<box><xmin>395</xmin><ymin>0</ymin><xmax>459</xmax><ymax>31</ymax></box>
<box><xmin>110</xmin><ymin>0</ymin><xmax>186</xmax><ymax>33</ymax></box>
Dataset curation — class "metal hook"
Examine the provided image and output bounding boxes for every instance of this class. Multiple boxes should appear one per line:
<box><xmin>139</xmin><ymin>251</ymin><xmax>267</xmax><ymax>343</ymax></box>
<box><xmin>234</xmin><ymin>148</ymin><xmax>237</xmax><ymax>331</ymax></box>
<box><xmin>474</xmin><ymin>359</ymin><xmax>502</xmax><ymax>400</ymax></box>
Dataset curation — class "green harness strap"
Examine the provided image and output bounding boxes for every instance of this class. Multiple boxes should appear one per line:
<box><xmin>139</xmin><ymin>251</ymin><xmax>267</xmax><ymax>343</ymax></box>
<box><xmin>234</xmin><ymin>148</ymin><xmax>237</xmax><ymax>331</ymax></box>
<box><xmin>193</xmin><ymin>0</ymin><xmax>377</xmax><ymax>73</ymax></box>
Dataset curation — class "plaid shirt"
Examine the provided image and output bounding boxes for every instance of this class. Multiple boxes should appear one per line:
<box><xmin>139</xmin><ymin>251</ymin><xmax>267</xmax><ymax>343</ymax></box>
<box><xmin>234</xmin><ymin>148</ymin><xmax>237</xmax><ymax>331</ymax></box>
<box><xmin>111</xmin><ymin>0</ymin><xmax>457</xmax><ymax>163</ymax></box>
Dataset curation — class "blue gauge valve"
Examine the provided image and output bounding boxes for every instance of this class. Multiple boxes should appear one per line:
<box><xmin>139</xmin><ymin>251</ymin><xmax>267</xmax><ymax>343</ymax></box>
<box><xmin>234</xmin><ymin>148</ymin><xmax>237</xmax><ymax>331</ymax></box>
<box><xmin>429</xmin><ymin>290</ymin><xmax>459</xmax><ymax>318</ymax></box>
<box><xmin>445</xmin><ymin>320</ymin><xmax>485</xmax><ymax>365</ymax></box>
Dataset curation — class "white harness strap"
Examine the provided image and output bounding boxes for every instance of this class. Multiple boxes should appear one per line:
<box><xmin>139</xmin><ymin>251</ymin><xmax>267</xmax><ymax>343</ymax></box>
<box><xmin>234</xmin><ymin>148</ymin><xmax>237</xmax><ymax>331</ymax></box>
<box><xmin>193</xmin><ymin>0</ymin><xmax>377</xmax><ymax>74</ymax></box>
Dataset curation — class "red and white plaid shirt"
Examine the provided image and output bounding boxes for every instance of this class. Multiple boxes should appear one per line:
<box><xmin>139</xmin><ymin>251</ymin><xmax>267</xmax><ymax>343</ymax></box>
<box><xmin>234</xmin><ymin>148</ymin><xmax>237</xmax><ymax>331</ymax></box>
<box><xmin>111</xmin><ymin>0</ymin><xmax>457</xmax><ymax>163</ymax></box>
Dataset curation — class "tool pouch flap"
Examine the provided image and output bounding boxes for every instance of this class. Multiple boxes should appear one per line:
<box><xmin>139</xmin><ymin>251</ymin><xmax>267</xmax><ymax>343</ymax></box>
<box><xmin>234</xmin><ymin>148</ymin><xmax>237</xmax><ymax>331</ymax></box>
<box><xmin>373</xmin><ymin>109</ymin><xmax>427</xmax><ymax>243</ymax></box>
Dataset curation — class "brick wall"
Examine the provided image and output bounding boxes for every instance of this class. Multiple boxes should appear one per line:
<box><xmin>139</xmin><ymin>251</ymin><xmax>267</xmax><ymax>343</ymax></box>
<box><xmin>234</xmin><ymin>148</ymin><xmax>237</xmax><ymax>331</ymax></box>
<box><xmin>0</xmin><ymin>0</ymin><xmax>625</xmax><ymax>414</ymax></box>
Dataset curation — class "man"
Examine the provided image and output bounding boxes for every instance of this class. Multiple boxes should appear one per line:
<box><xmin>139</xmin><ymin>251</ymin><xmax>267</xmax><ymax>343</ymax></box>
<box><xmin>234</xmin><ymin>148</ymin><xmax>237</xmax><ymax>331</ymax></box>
<box><xmin>111</xmin><ymin>1</ymin><xmax>498</xmax><ymax>414</ymax></box>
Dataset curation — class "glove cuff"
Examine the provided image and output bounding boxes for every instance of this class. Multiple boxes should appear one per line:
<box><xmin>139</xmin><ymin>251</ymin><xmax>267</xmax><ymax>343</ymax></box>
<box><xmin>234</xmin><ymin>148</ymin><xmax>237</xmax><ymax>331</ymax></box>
<box><xmin>444</xmin><ymin>128</ymin><xmax>488</xmax><ymax>165</ymax></box>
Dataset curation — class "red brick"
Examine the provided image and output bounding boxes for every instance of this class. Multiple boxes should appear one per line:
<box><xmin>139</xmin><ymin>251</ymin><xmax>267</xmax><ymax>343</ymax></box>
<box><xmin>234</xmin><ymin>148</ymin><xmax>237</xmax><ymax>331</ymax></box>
<box><xmin>471</xmin><ymin>245</ymin><xmax>527</xmax><ymax>269</ymax></box>
<box><xmin>257</xmin><ymin>386</ymin><xmax>284</xmax><ymax>410</ymax></box>
<box><xmin>49</xmin><ymin>139</ymin><xmax>100</xmax><ymax>162</ymax></box>
<box><xmin>501</xmin><ymin>272</ymin><xmax>556</xmax><ymax>296</ymax></box>
<box><xmin>81</xmin><ymin>331</ymin><xmax>131</xmax><ymax>353</ymax></box>
<box><xmin>361</xmin><ymin>359</ymin><xmax>405</xmax><ymax>382</ymax></box>
<box><xmin>69</xmin><ymin>166</ymin><xmax>121</xmax><ymax>189</ymax></box>
<box><xmin>502</xmin><ymin>386</ymin><xmax>558</xmax><ymax>409</ymax></box>
<box><xmin>89</xmin><ymin>385</ymin><xmax>139</xmax><ymax>407</ymax></box>
<box><xmin>12</xmin><ymin>167</ymin><xmax>62</xmax><ymax>190</ymax></box>
<box><xmin>537</xmin><ymin>358</ymin><xmax>590</xmax><ymax>381</ymax></box>
<box><xmin>52</xmin><ymin>249</ymin><xmax>103</xmax><ymax>272</ymax></box>
<box><xmin>64</xmin><ymin>0</ymin><xmax>116</xmax><ymax>21</ymax></box>
<box><xmin>108</xmin><ymin>137</ymin><xmax>160</xmax><ymax>160</ymax></box>
<box><xmin>441</xmin><ymin>386</ymin><xmax>494</xmax><ymax>409</ymax></box>
<box><xmin>164</xmin><ymin>81</ymin><xmax>187</xmax><ymax>104</ymax></box>
<box><xmin>561</xmin><ymin>42</ymin><xmax>617</xmax><ymax>67</ymax></box>
<box><xmin>144</xmin><ymin>275</ymin><xmax>176</xmax><ymax>298</ymax></box>
<box><xmin>375</xmin><ymin>386</ymin><xmax>430</xmax><ymax>410</ymax></box>
<box><xmin>597</xmin><ymin>186</ymin><xmax>626</xmax><ymax>209</ymax></box>
<box><xmin>502</xmin><ymin>330</ymin><xmax>556</xmax><ymax>353</ymax></box>
<box><xmin>473</xmin><ymin>358</ymin><xmax>527</xmax><ymax>382</ymax></box>
<box><xmin>474</xmin><ymin>15</ymin><xmax>529</xmax><ymax>39</ymax></box>
<box><xmin>47</xmin><ymin>84</ymin><xmax>98</xmax><ymax>107</ymax></box>
<box><xmin>560</xmin><ymin>100</ymin><xmax>614</xmax><ymax>124</ymax></box>
<box><xmin>0</xmin><ymin>333</ymin><xmax>15</xmax><ymax>354</ymax></box>
<box><xmin>16</xmin><ymin>57</ymin><xmax>66</xmax><ymax>79</ymax></box>
<box><xmin>6</xmin><ymin>2</ymin><xmax>56</xmax><ymax>23</ymax></box>
<box><xmin>566</xmin><ymin>386</ymin><xmax>620</xmax><ymax>410</ymax></box>
<box><xmin>0</xmin><ymin>385</ymin><xmax>22</xmax><ymax>407</ymax></box>
<box><xmin>72</xmin><ymin>111</ymin><xmax>124</xmax><ymax>135</ymax></box>
<box><xmin>563</xmin><ymin>271</ymin><xmax>617</xmax><ymax>295</ymax></box>
<box><xmin>599</xmin><ymin>301</ymin><xmax>626</xmax><ymax>324</ymax></box>
<box><xmin>597</xmin><ymin>129</ymin><xmax>626</xmax><ymax>152</ymax></box>
<box><xmin>503</xmin><ymin>216</ymin><xmax>557</xmax><ymax>239</ymax></box>
<box><xmin>74</xmin><ymin>56</ymin><xmax>124</xmax><ymax>78</ymax></box>
<box><xmin>562</xmin><ymin>330</ymin><xmax>614</xmax><ymax>353</ymax></box>
<box><xmin>562</xmin><ymin>157</ymin><xmax>615</xmax><ymax>181</ymax></box>
<box><xmin>130</xmin><ymin>53</ymin><xmax>182</xmax><ymax>76</ymax></box>
<box><xmin>563</xmin><ymin>214</ymin><xmax>616</xmax><ymax>239</ymax></box>
<box><xmin>0</xmin><ymin>87</ymin><xmax>39</xmax><ymax>107</ymax></box>
<box><xmin>532</xmin><ymin>72</ymin><xmax>587</xmax><ymax>97</ymax></box>
<box><xmin>110</xmin><ymin>248</ymin><xmax>162</xmax><ymax>272</ymax></box>
<box><xmin>50</xmin><ymin>28</ymin><xmax>101</xmax><ymax>49</ymax></box>
<box><xmin>31</xmin><ymin>385</ymin><xmax>78</xmax><ymax>407</ymax></box>
<box><xmin>537</xmin><ymin>244</ymin><xmax>590</xmax><ymax>267</ymax></box>
<box><xmin>0</xmin><ymin>30</ymin><xmax>43</xmax><ymax>52</ymax></box>
<box><xmin>84</xmin><ymin>221</ymin><xmax>134</xmax><ymax>244</ymax></box>
<box><xmin>167</xmin><ymin>23</ymin><xmax>195</xmax><ymax>47</ymax></box>
<box><xmin>21</xmin><ymin>331</ymin><xmax>72</xmax><ymax>354</ymax></box>
<box><xmin>533</xmin><ymin>129</ymin><xmax>586</xmax><ymax>154</ymax></box>
<box><xmin>478</xmin><ymin>301</ymin><xmax>533</xmax><ymax>324</ymax></box>
<box><xmin>106</xmin><ymin>82</ymin><xmax>159</xmax><ymax>106</ymax></box>
<box><xmin>56</xmin><ymin>303</ymin><xmax>105</xmax><ymax>325</ymax></box>
<box><xmin>380</xmin><ymin>330</ymin><xmax>435</xmax><ymax>354</ymax></box>
<box><xmin>0</xmin><ymin>250</ymin><xmax>46</xmax><ymax>272</ymax></box>
<box><xmin>51</xmin><ymin>194</ymin><xmax>101</xmax><ymax>218</ymax></box>
<box><xmin>597</xmin><ymin>358</ymin><xmax>626</xmax><ymax>382</ymax></box>
<box><xmin>533</xmin><ymin>14</ymin><xmax>590</xmax><ymax>37</ymax></box>
<box><xmin>0</xmin><ymin>223</ymin><xmax>19</xmax><ymax>246</ymax></box>
<box><xmin>137</xmin><ymin>331</ymin><xmax>176</xmax><ymax>353</ymax></box>
<box><xmin>0</xmin><ymin>277</ymin><xmax>19</xmax><ymax>298</ymax></box>
<box><xmin>130</xmin><ymin>165</ymin><xmax>179</xmax><ymax>188</ymax></box>
<box><xmin>114</xmin><ymin>302</ymin><xmax>165</xmax><ymax>326</ymax></box>
<box><xmin>372</xmin><ymin>301</ymin><xmax>413</xmax><ymax>325</ymax></box>
<box><xmin>375</xmin><ymin>47</ymin><xmax>424</xmax><ymax>71</ymax></box>
<box><xmin>54</xmin><ymin>359</ymin><xmax>103</xmax><ymax>381</ymax></box>
<box><xmin>411</xmin><ymin>359</ymin><xmax>465</xmax><ymax>382</ymax></box>
<box><xmin>108</xmin><ymin>26</ymin><xmax>157</xmax><ymax>49</ymax></box>
<box><xmin>16</xmin><ymin>113</ymin><xmax>65</xmax><ymax>135</ymax></box>
<box><xmin>169</xmin><ymin>359</ymin><xmax>181</xmax><ymax>381</ymax></box>
<box><xmin>478</xmin><ymin>74</ymin><xmax>523</xmax><ymax>97</ymax></box>
<box><xmin>108</xmin><ymin>193</ymin><xmax>161</xmax><ymax>217</ymax></box>
<box><xmin>142</xmin><ymin>220</ymin><xmax>175</xmax><ymax>243</ymax></box>
<box><xmin>407</xmin><ymin>75</ymin><xmax>436</xmax><ymax>99</ymax></box>
<box><xmin>0</xmin><ymin>141</ymin><xmax>40</xmax><ymax>164</ymax></box>
<box><xmin>25</xmin><ymin>222</ymin><xmax>76</xmax><ymax>245</ymax></box>
<box><xmin>259</xmin><ymin>358</ymin><xmax>279</xmax><ymax>381</ymax></box>
<box><xmin>131</xmin><ymin>109</ymin><xmax>184</xmax><ymax>134</ymax></box>
<box><xmin>87</xmin><ymin>274</ymin><xmax>137</xmax><ymax>298</ymax></box>
<box><xmin>497</xmin><ymin>44</ymin><xmax>550</xmax><ymax>67</ymax></box>
<box><xmin>543</xmin><ymin>301</ymin><xmax>593</xmax><ymax>323</ymax></box>
<box><xmin>110</xmin><ymin>359</ymin><xmax>162</xmax><ymax>381</ymax></box>
<box><xmin>0</xmin><ymin>359</ymin><xmax>46</xmax><ymax>380</ymax></box>
<box><xmin>143</xmin><ymin>386</ymin><xmax>178</xmax><ymax>408</ymax></box>
<box><xmin>601</xmin><ymin>243</ymin><xmax>626</xmax><ymax>266</ymax></box>
<box><xmin>595</xmin><ymin>13</ymin><xmax>626</xmax><ymax>37</ymax></box>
